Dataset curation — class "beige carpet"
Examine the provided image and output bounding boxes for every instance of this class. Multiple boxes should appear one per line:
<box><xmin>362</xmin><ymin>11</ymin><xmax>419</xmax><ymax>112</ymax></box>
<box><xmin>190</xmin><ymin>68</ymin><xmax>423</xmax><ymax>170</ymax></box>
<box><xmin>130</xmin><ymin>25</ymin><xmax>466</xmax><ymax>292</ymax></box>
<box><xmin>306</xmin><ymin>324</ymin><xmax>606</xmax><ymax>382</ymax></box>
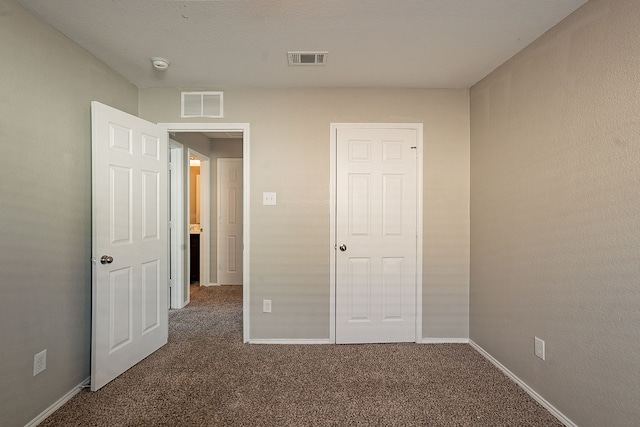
<box><xmin>41</xmin><ymin>286</ymin><xmax>561</xmax><ymax>426</ymax></box>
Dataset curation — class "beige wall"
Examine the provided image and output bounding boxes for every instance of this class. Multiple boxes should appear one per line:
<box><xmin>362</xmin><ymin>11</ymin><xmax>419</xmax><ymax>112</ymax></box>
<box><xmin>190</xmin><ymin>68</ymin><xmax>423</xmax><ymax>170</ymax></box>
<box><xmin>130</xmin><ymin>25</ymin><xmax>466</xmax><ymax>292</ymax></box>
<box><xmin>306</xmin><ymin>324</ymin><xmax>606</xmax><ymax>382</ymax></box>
<box><xmin>0</xmin><ymin>0</ymin><xmax>138</xmax><ymax>425</ymax></box>
<box><xmin>172</xmin><ymin>131</ymin><xmax>211</xmax><ymax>155</ymax></box>
<box><xmin>470</xmin><ymin>0</ymin><xmax>640</xmax><ymax>425</ymax></box>
<box><xmin>190</xmin><ymin>165</ymin><xmax>201</xmax><ymax>224</ymax></box>
<box><xmin>140</xmin><ymin>88</ymin><xmax>470</xmax><ymax>340</ymax></box>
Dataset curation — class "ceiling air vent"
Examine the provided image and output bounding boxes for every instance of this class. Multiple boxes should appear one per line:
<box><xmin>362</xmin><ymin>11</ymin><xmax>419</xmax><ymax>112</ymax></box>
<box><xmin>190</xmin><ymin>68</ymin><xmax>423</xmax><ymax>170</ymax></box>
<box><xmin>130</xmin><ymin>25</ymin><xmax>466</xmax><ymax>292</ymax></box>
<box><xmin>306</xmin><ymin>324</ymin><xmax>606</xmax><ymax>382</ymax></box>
<box><xmin>287</xmin><ymin>51</ymin><xmax>328</xmax><ymax>66</ymax></box>
<box><xmin>181</xmin><ymin>91</ymin><xmax>223</xmax><ymax>118</ymax></box>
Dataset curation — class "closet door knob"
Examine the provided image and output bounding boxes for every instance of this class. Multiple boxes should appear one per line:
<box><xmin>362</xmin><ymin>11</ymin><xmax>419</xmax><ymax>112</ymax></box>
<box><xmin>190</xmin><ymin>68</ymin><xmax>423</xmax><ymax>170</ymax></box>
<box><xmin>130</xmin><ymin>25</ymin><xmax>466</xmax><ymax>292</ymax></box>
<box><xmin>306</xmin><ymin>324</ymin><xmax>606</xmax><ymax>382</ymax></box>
<box><xmin>100</xmin><ymin>255</ymin><xmax>114</xmax><ymax>264</ymax></box>
<box><xmin>339</xmin><ymin>244</ymin><xmax>347</xmax><ymax>252</ymax></box>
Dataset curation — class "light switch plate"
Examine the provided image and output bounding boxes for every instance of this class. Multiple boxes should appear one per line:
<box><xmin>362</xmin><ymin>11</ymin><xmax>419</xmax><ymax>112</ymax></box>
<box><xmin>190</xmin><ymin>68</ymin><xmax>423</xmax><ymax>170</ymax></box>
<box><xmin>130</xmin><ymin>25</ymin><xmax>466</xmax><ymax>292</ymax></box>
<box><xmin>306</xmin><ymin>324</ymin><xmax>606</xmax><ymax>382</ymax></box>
<box><xmin>263</xmin><ymin>192</ymin><xmax>276</xmax><ymax>206</ymax></box>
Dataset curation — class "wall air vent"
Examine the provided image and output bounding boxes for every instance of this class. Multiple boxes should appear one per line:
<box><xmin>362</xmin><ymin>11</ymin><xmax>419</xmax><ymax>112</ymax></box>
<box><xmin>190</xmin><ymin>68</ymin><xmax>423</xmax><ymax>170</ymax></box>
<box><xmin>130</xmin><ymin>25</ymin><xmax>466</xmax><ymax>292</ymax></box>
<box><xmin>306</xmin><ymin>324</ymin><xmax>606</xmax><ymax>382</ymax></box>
<box><xmin>287</xmin><ymin>51</ymin><xmax>328</xmax><ymax>66</ymax></box>
<box><xmin>181</xmin><ymin>91</ymin><xmax>223</xmax><ymax>118</ymax></box>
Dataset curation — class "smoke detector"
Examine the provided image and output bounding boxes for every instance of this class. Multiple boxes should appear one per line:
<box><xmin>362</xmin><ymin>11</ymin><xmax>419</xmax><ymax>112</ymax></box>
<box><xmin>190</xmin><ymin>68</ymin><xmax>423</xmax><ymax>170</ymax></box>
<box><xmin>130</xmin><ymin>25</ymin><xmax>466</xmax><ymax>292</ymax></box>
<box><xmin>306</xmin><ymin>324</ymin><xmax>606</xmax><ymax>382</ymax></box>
<box><xmin>287</xmin><ymin>51</ymin><xmax>328</xmax><ymax>66</ymax></box>
<box><xmin>151</xmin><ymin>57</ymin><xmax>170</xmax><ymax>70</ymax></box>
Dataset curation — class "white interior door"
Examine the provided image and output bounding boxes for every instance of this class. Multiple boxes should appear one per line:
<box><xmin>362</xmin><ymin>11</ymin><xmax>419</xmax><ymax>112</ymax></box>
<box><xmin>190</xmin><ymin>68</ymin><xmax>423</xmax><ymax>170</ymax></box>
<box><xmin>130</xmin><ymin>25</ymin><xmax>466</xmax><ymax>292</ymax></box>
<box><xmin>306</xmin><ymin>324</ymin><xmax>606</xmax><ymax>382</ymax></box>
<box><xmin>91</xmin><ymin>101</ymin><xmax>168</xmax><ymax>391</ymax></box>
<box><xmin>169</xmin><ymin>140</ymin><xmax>185</xmax><ymax>308</ymax></box>
<box><xmin>335</xmin><ymin>127</ymin><xmax>417</xmax><ymax>344</ymax></box>
<box><xmin>217</xmin><ymin>158</ymin><xmax>243</xmax><ymax>285</ymax></box>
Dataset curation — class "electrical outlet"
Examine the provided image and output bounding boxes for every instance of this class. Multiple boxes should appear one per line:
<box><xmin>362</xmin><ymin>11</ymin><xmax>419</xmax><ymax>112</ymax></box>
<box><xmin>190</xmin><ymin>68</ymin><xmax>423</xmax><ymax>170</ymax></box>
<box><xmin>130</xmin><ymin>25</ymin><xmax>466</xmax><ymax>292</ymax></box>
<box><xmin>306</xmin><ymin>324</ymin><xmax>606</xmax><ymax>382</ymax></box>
<box><xmin>534</xmin><ymin>337</ymin><xmax>545</xmax><ymax>361</ymax></box>
<box><xmin>262</xmin><ymin>192</ymin><xmax>277</xmax><ymax>206</ymax></box>
<box><xmin>33</xmin><ymin>349</ymin><xmax>47</xmax><ymax>376</ymax></box>
<box><xmin>263</xmin><ymin>299</ymin><xmax>272</xmax><ymax>313</ymax></box>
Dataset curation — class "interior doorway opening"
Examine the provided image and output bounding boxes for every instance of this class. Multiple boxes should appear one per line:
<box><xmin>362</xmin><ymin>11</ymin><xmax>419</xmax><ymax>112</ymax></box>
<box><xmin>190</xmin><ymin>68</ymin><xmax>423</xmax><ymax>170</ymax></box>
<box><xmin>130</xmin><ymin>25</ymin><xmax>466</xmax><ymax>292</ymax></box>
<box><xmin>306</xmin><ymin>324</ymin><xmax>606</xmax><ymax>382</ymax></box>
<box><xmin>189</xmin><ymin>156</ymin><xmax>201</xmax><ymax>285</ymax></box>
<box><xmin>163</xmin><ymin>123</ymin><xmax>250</xmax><ymax>343</ymax></box>
<box><xmin>187</xmin><ymin>148</ymin><xmax>210</xmax><ymax>292</ymax></box>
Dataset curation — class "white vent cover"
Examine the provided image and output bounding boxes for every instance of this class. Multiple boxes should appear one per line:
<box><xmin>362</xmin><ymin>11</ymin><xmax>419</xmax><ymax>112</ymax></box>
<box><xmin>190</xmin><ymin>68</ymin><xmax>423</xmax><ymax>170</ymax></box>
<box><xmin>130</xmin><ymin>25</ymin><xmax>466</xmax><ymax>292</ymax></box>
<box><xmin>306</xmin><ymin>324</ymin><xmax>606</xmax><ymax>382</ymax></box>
<box><xmin>287</xmin><ymin>51</ymin><xmax>328</xmax><ymax>66</ymax></box>
<box><xmin>181</xmin><ymin>91</ymin><xmax>223</xmax><ymax>118</ymax></box>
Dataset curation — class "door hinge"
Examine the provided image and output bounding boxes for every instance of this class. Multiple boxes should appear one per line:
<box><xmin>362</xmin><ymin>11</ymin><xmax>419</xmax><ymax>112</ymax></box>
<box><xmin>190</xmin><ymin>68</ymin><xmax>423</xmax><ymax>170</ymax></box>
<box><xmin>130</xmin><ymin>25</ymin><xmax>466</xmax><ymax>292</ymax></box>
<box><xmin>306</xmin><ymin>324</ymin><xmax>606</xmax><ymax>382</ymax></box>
<box><xmin>168</xmin><ymin>221</ymin><xmax>173</xmax><ymax>229</ymax></box>
<box><xmin>169</xmin><ymin>162</ymin><xmax>174</xmax><ymax>171</ymax></box>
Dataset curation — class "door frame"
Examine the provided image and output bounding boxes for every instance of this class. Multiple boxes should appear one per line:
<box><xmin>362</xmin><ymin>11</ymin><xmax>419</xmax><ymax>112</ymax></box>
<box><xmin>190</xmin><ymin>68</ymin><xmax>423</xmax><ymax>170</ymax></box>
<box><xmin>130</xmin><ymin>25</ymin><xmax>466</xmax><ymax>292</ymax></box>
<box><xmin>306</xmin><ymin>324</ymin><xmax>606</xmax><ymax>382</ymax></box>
<box><xmin>329</xmin><ymin>123</ymin><xmax>423</xmax><ymax>344</ymax></box>
<box><xmin>159</xmin><ymin>123</ymin><xmax>250</xmax><ymax>343</ymax></box>
<box><xmin>188</xmin><ymin>148</ymin><xmax>211</xmax><ymax>290</ymax></box>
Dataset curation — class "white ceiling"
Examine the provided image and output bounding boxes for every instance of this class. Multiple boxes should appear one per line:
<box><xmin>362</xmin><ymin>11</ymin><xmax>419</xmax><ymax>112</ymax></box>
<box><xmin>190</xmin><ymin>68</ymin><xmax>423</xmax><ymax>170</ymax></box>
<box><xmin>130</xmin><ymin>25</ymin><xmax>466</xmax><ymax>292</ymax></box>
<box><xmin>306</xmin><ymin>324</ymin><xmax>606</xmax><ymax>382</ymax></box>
<box><xmin>17</xmin><ymin>0</ymin><xmax>588</xmax><ymax>89</ymax></box>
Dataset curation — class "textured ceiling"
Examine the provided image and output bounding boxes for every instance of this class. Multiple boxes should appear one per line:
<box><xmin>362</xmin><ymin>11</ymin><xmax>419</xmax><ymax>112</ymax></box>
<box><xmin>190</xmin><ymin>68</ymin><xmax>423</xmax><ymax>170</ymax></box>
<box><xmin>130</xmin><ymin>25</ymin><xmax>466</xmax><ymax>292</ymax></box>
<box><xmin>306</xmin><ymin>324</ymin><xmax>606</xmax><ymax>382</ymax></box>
<box><xmin>17</xmin><ymin>0</ymin><xmax>588</xmax><ymax>89</ymax></box>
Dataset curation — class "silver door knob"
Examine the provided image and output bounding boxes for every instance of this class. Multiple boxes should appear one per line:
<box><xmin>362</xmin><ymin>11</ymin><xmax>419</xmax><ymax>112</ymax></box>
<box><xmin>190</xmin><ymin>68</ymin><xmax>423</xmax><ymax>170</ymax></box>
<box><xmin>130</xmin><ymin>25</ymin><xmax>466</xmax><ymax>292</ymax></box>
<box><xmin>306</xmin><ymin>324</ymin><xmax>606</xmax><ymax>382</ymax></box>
<box><xmin>100</xmin><ymin>255</ymin><xmax>114</xmax><ymax>264</ymax></box>
<box><xmin>339</xmin><ymin>244</ymin><xmax>347</xmax><ymax>252</ymax></box>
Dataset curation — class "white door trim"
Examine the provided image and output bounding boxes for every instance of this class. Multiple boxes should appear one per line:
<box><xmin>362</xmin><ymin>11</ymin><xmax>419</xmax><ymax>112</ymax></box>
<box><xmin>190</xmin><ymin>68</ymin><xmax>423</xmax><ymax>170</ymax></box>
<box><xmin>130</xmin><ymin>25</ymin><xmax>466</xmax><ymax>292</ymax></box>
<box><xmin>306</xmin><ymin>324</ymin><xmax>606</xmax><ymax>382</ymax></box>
<box><xmin>159</xmin><ymin>123</ymin><xmax>250</xmax><ymax>343</ymax></box>
<box><xmin>188</xmin><ymin>149</ymin><xmax>211</xmax><ymax>289</ymax></box>
<box><xmin>329</xmin><ymin>123</ymin><xmax>423</xmax><ymax>344</ymax></box>
<box><xmin>169</xmin><ymin>139</ymin><xmax>186</xmax><ymax>309</ymax></box>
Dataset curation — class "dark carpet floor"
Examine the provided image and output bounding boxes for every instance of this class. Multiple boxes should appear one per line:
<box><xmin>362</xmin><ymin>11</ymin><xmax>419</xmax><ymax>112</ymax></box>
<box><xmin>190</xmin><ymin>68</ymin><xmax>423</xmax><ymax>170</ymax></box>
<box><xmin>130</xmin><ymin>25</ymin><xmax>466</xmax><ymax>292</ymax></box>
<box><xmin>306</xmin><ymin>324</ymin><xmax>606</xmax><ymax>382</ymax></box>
<box><xmin>41</xmin><ymin>286</ymin><xmax>561</xmax><ymax>426</ymax></box>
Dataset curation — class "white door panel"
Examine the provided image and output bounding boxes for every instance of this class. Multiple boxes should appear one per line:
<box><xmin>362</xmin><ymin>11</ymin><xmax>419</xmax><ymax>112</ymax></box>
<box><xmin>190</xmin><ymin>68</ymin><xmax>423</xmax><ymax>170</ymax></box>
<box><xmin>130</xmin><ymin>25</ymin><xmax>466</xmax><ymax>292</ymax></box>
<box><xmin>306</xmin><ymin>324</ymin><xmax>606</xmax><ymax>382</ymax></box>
<box><xmin>91</xmin><ymin>101</ymin><xmax>168</xmax><ymax>391</ymax></box>
<box><xmin>218</xmin><ymin>158</ymin><xmax>243</xmax><ymax>285</ymax></box>
<box><xmin>169</xmin><ymin>141</ymin><xmax>186</xmax><ymax>308</ymax></box>
<box><xmin>336</xmin><ymin>127</ymin><xmax>417</xmax><ymax>344</ymax></box>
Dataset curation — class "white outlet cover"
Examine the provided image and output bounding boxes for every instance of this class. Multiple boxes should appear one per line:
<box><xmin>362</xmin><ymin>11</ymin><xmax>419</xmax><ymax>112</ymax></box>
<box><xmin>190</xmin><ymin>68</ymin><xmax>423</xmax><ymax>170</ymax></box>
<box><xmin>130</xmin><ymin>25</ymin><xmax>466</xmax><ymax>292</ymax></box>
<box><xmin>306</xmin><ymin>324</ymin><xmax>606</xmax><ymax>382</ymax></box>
<box><xmin>263</xmin><ymin>299</ymin><xmax>272</xmax><ymax>313</ymax></box>
<box><xmin>33</xmin><ymin>349</ymin><xmax>47</xmax><ymax>376</ymax></box>
<box><xmin>534</xmin><ymin>337</ymin><xmax>545</xmax><ymax>360</ymax></box>
<box><xmin>263</xmin><ymin>192</ymin><xmax>276</xmax><ymax>206</ymax></box>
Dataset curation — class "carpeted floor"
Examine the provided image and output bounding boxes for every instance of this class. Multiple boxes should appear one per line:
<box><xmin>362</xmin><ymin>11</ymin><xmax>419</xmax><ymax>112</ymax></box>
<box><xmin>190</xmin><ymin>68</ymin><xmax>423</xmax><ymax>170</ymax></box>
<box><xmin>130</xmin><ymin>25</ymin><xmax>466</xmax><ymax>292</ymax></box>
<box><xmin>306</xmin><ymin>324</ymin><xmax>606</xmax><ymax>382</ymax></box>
<box><xmin>41</xmin><ymin>286</ymin><xmax>561</xmax><ymax>426</ymax></box>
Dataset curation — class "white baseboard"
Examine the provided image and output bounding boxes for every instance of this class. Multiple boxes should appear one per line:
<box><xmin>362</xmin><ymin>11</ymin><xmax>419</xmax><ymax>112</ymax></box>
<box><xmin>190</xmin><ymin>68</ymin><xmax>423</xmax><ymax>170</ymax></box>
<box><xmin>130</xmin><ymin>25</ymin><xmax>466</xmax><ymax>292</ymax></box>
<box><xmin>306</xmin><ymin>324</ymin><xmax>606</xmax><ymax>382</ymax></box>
<box><xmin>250</xmin><ymin>338</ymin><xmax>470</xmax><ymax>345</ymax></box>
<box><xmin>469</xmin><ymin>340</ymin><xmax>576</xmax><ymax>427</ymax></box>
<box><xmin>249</xmin><ymin>339</ymin><xmax>331</xmax><ymax>344</ymax></box>
<box><xmin>417</xmin><ymin>338</ymin><xmax>469</xmax><ymax>344</ymax></box>
<box><xmin>26</xmin><ymin>377</ymin><xmax>90</xmax><ymax>427</ymax></box>
<box><xmin>205</xmin><ymin>283</ymin><xmax>243</xmax><ymax>287</ymax></box>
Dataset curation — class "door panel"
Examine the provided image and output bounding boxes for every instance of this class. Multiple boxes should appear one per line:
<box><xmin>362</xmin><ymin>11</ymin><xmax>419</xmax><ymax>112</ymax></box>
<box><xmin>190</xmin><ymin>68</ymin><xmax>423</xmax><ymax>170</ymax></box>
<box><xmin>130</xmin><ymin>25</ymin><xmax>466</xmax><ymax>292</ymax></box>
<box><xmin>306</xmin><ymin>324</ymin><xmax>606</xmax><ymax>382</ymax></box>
<box><xmin>349</xmin><ymin>174</ymin><xmax>371</xmax><ymax>236</ymax></box>
<box><xmin>348</xmin><ymin>257</ymin><xmax>371</xmax><ymax>321</ymax></box>
<box><xmin>142</xmin><ymin>171</ymin><xmax>160</xmax><ymax>239</ymax></box>
<box><xmin>141</xmin><ymin>260</ymin><xmax>160</xmax><ymax>333</ymax></box>
<box><xmin>110</xmin><ymin>166</ymin><xmax>132</xmax><ymax>244</ymax></box>
<box><xmin>91</xmin><ymin>101</ymin><xmax>168</xmax><ymax>391</ymax></box>
<box><xmin>382</xmin><ymin>257</ymin><xmax>404</xmax><ymax>320</ymax></box>
<box><xmin>109</xmin><ymin>267</ymin><xmax>133</xmax><ymax>351</ymax></box>
<box><xmin>336</xmin><ymin>127</ymin><xmax>417</xmax><ymax>344</ymax></box>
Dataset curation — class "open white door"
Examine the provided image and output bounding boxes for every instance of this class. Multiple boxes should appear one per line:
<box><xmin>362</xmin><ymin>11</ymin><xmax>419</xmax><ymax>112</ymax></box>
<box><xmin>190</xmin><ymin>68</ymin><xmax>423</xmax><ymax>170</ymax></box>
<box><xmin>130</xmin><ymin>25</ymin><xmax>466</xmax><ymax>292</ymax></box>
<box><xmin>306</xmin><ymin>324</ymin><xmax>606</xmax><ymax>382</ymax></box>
<box><xmin>91</xmin><ymin>101</ymin><xmax>168</xmax><ymax>391</ymax></box>
<box><xmin>169</xmin><ymin>140</ymin><xmax>186</xmax><ymax>308</ymax></box>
